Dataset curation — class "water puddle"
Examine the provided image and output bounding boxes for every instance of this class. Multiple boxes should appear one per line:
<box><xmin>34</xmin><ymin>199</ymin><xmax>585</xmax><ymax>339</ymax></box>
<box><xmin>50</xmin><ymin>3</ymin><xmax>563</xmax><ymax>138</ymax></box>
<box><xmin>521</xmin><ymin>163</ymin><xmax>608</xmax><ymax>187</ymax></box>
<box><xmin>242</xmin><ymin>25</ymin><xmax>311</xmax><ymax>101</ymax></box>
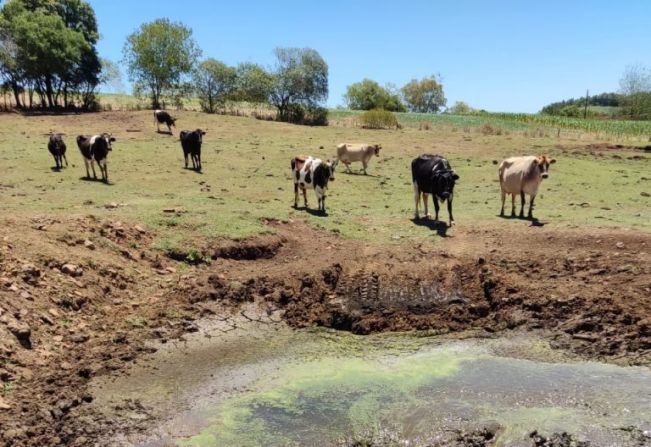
<box><xmin>92</xmin><ymin>315</ymin><xmax>651</xmax><ymax>446</ymax></box>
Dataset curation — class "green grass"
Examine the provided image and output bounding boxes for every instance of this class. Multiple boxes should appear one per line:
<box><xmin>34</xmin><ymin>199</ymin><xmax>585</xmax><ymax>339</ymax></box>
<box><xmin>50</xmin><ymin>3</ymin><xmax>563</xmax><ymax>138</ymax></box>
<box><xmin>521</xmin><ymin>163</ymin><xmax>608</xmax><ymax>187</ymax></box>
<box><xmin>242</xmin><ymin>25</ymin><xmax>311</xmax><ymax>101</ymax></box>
<box><xmin>0</xmin><ymin>110</ymin><xmax>648</xmax><ymax>254</ymax></box>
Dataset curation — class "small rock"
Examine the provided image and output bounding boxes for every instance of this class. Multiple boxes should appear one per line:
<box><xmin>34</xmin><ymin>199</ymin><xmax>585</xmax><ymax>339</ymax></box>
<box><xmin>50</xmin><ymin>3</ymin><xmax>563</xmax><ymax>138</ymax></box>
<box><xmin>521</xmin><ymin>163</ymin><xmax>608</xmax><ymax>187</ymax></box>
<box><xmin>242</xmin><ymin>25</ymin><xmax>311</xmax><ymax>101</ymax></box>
<box><xmin>615</xmin><ymin>242</ymin><xmax>625</xmax><ymax>249</ymax></box>
<box><xmin>162</xmin><ymin>208</ymin><xmax>176</xmax><ymax>213</ymax></box>
<box><xmin>20</xmin><ymin>291</ymin><xmax>31</xmax><ymax>299</ymax></box>
<box><xmin>105</xmin><ymin>202</ymin><xmax>118</xmax><ymax>209</ymax></box>
<box><xmin>68</xmin><ymin>334</ymin><xmax>90</xmax><ymax>343</ymax></box>
<box><xmin>134</xmin><ymin>225</ymin><xmax>146</xmax><ymax>234</ymax></box>
<box><xmin>8</xmin><ymin>321</ymin><xmax>31</xmax><ymax>349</ymax></box>
<box><xmin>61</xmin><ymin>264</ymin><xmax>83</xmax><ymax>277</ymax></box>
<box><xmin>0</xmin><ymin>396</ymin><xmax>10</xmax><ymax>410</ymax></box>
<box><xmin>641</xmin><ymin>192</ymin><xmax>650</xmax><ymax>197</ymax></box>
<box><xmin>165</xmin><ymin>266</ymin><xmax>177</xmax><ymax>273</ymax></box>
<box><xmin>83</xmin><ymin>240</ymin><xmax>95</xmax><ymax>250</ymax></box>
<box><xmin>21</xmin><ymin>263</ymin><xmax>40</xmax><ymax>277</ymax></box>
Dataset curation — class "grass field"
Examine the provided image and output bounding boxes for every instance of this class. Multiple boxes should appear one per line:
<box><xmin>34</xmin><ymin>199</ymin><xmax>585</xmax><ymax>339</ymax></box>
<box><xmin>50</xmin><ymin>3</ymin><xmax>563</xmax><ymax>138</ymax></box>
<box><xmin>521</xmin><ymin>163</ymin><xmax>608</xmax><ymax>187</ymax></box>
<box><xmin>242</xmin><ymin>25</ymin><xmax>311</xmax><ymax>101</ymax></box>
<box><xmin>0</xmin><ymin>110</ymin><xmax>649</xmax><ymax>254</ymax></box>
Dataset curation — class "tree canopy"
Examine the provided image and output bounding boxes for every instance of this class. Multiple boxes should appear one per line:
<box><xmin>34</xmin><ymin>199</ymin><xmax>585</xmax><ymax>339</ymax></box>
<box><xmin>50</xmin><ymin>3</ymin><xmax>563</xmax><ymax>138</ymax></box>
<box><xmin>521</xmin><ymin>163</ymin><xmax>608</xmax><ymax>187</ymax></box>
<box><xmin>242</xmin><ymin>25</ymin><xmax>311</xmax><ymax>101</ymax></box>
<box><xmin>0</xmin><ymin>0</ymin><xmax>101</xmax><ymax>109</ymax></box>
<box><xmin>343</xmin><ymin>79</ymin><xmax>405</xmax><ymax>112</ymax></box>
<box><xmin>269</xmin><ymin>47</ymin><xmax>328</xmax><ymax>122</ymax></box>
<box><xmin>193</xmin><ymin>59</ymin><xmax>237</xmax><ymax>113</ymax></box>
<box><xmin>122</xmin><ymin>18</ymin><xmax>201</xmax><ymax>109</ymax></box>
<box><xmin>401</xmin><ymin>76</ymin><xmax>446</xmax><ymax>113</ymax></box>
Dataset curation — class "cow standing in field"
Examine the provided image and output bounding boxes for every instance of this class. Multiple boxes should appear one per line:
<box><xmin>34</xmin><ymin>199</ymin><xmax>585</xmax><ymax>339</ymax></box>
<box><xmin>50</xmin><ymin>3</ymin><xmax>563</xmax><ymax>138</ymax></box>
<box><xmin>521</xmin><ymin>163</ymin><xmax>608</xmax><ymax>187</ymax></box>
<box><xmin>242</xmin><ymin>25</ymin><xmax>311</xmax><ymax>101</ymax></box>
<box><xmin>76</xmin><ymin>133</ymin><xmax>115</xmax><ymax>183</ymax></box>
<box><xmin>335</xmin><ymin>143</ymin><xmax>381</xmax><ymax>175</ymax></box>
<box><xmin>291</xmin><ymin>155</ymin><xmax>336</xmax><ymax>213</ymax></box>
<box><xmin>411</xmin><ymin>154</ymin><xmax>459</xmax><ymax>226</ymax></box>
<box><xmin>179</xmin><ymin>129</ymin><xmax>206</xmax><ymax>171</ymax></box>
<box><xmin>48</xmin><ymin>133</ymin><xmax>68</xmax><ymax>170</ymax></box>
<box><xmin>154</xmin><ymin>110</ymin><xmax>176</xmax><ymax>134</ymax></box>
<box><xmin>499</xmin><ymin>155</ymin><xmax>556</xmax><ymax>219</ymax></box>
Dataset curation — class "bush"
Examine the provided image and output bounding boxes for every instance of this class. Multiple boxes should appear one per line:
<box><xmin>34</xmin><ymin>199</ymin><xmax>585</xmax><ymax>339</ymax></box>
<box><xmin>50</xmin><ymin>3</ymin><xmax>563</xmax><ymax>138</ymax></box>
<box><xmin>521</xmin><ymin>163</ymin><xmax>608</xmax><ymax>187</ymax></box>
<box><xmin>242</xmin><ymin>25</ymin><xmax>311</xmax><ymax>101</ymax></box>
<box><xmin>281</xmin><ymin>104</ymin><xmax>328</xmax><ymax>126</ymax></box>
<box><xmin>357</xmin><ymin>109</ymin><xmax>399</xmax><ymax>129</ymax></box>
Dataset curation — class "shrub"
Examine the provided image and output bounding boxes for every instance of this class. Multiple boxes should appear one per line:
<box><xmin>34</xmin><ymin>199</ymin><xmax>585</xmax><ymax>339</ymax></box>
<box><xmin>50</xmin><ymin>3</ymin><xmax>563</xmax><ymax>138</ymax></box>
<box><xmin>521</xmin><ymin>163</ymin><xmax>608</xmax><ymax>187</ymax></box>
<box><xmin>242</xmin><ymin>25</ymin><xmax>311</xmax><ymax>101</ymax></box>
<box><xmin>357</xmin><ymin>109</ymin><xmax>399</xmax><ymax>129</ymax></box>
<box><xmin>281</xmin><ymin>104</ymin><xmax>328</xmax><ymax>126</ymax></box>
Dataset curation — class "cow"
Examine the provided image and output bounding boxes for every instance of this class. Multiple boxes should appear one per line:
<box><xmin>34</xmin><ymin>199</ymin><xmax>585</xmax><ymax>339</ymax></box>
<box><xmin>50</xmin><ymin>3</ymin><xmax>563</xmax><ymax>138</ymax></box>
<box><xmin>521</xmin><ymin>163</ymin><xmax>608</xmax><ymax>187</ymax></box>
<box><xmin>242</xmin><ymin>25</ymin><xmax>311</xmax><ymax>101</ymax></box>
<box><xmin>291</xmin><ymin>155</ymin><xmax>336</xmax><ymax>213</ymax></box>
<box><xmin>47</xmin><ymin>133</ymin><xmax>68</xmax><ymax>170</ymax></box>
<box><xmin>411</xmin><ymin>154</ymin><xmax>459</xmax><ymax>226</ymax></box>
<box><xmin>499</xmin><ymin>155</ymin><xmax>556</xmax><ymax>219</ymax></box>
<box><xmin>76</xmin><ymin>133</ymin><xmax>115</xmax><ymax>183</ymax></box>
<box><xmin>154</xmin><ymin>110</ymin><xmax>176</xmax><ymax>134</ymax></box>
<box><xmin>179</xmin><ymin>129</ymin><xmax>206</xmax><ymax>171</ymax></box>
<box><xmin>335</xmin><ymin>143</ymin><xmax>381</xmax><ymax>175</ymax></box>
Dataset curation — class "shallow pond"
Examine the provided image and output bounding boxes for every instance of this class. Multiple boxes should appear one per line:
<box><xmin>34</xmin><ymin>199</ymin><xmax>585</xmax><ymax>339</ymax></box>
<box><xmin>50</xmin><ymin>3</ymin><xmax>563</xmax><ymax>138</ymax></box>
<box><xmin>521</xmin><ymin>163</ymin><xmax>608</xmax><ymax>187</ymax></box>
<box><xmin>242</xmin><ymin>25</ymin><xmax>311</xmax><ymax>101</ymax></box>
<box><xmin>92</xmin><ymin>315</ymin><xmax>651</xmax><ymax>446</ymax></box>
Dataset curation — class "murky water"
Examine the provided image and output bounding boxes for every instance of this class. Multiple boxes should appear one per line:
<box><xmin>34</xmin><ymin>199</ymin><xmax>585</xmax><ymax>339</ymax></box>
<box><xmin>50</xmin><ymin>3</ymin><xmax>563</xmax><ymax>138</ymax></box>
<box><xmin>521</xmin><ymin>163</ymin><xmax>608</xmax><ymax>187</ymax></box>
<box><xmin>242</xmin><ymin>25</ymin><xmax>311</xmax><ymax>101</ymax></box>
<box><xmin>92</xmin><ymin>314</ymin><xmax>651</xmax><ymax>447</ymax></box>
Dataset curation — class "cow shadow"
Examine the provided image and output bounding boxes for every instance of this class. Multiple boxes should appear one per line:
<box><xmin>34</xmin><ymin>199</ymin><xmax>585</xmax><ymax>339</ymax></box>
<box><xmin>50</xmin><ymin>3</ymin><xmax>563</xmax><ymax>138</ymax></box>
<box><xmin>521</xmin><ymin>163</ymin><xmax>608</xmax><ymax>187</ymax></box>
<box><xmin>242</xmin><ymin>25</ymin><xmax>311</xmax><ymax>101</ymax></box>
<box><xmin>183</xmin><ymin>167</ymin><xmax>203</xmax><ymax>174</ymax></box>
<box><xmin>298</xmin><ymin>207</ymin><xmax>328</xmax><ymax>217</ymax></box>
<box><xmin>340</xmin><ymin>171</ymin><xmax>377</xmax><ymax>178</ymax></box>
<box><xmin>411</xmin><ymin>218</ymin><xmax>449</xmax><ymax>237</ymax></box>
<box><xmin>50</xmin><ymin>166</ymin><xmax>64</xmax><ymax>172</ymax></box>
<box><xmin>497</xmin><ymin>214</ymin><xmax>546</xmax><ymax>227</ymax></box>
<box><xmin>79</xmin><ymin>176</ymin><xmax>112</xmax><ymax>185</ymax></box>
<box><xmin>156</xmin><ymin>130</ymin><xmax>173</xmax><ymax>136</ymax></box>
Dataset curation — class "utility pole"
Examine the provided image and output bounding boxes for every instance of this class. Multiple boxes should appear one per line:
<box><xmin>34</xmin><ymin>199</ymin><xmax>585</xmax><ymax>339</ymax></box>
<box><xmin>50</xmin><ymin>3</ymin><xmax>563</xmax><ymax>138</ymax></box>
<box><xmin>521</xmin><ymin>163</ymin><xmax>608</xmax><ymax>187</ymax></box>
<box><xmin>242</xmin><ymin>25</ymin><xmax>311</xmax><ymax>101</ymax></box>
<box><xmin>583</xmin><ymin>89</ymin><xmax>589</xmax><ymax>119</ymax></box>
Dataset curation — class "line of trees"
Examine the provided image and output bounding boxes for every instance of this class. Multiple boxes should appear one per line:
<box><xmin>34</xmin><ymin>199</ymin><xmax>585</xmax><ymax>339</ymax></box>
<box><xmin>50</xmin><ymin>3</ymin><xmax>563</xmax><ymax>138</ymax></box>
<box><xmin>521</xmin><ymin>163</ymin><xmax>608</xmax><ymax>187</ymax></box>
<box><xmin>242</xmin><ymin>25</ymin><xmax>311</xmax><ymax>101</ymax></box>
<box><xmin>122</xmin><ymin>19</ymin><xmax>329</xmax><ymax>124</ymax></box>
<box><xmin>0</xmin><ymin>0</ymin><xmax>113</xmax><ymax>110</ymax></box>
<box><xmin>343</xmin><ymin>76</ymin><xmax>446</xmax><ymax>113</ymax></box>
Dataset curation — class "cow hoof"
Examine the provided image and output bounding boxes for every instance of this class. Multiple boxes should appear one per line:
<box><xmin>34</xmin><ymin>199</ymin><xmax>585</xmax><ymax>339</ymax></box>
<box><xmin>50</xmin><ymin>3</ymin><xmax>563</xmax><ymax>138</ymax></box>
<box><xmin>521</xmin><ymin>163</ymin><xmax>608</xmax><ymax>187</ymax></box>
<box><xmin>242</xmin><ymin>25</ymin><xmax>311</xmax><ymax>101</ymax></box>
<box><xmin>425</xmin><ymin>214</ymin><xmax>432</xmax><ymax>219</ymax></box>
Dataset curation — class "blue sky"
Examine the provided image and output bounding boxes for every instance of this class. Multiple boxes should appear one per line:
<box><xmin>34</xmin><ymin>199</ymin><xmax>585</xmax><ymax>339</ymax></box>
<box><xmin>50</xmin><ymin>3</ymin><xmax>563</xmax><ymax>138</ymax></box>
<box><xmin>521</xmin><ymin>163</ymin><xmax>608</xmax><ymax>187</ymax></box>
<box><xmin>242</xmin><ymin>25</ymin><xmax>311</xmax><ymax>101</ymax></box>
<box><xmin>89</xmin><ymin>0</ymin><xmax>651</xmax><ymax>113</ymax></box>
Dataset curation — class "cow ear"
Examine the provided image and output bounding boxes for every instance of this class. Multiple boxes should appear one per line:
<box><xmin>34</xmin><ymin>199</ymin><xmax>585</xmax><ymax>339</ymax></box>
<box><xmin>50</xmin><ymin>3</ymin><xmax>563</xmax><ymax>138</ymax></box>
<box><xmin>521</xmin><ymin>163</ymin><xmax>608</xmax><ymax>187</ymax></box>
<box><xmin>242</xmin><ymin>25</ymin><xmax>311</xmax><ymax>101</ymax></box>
<box><xmin>452</xmin><ymin>173</ymin><xmax>460</xmax><ymax>180</ymax></box>
<box><xmin>549</xmin><ymin>158</ymin><xmax>556</xmax><ymax>164</ymax></box>
<box><xmin>110</xmin><ymin>137</ymin><xmax>116</xmax><ymax>142</ymax></box>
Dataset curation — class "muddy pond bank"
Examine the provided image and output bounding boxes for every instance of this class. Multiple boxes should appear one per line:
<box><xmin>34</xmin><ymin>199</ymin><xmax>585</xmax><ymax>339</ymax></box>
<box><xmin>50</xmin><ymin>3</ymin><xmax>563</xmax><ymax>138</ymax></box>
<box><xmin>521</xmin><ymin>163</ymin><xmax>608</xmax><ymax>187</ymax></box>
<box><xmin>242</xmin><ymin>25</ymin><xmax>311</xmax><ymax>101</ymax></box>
<box><xmin>92</xmin><ymin>312</ymin><xmax>651</xmax><ymax>447</ymax></box>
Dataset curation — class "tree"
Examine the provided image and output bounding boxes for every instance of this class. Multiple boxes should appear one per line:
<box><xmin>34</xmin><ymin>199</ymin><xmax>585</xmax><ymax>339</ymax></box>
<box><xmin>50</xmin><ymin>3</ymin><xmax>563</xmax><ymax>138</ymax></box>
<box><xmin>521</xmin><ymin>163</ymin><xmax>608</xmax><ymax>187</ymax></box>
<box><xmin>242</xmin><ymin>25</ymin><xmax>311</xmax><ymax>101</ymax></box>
<box><xmin>343</xmin><ymin>78</ymin><xmax>405</xmax><ymax>112</ymax></box>
<box><xmin>122</xmin><ymin>18</ymin><xmax>201</xmax><ymax>109</ymax></box>
<box><xmin>232</xmin><ymin>62</ymin><xmax>273</xmax><ymax>104</ymax></box>
<box><xmin>99</xmin><ymin>58</ymin><xmax>124</xmax><ymax>94</ymax></box>
<box><xmin>401</xmin><ymin>75</ymin><xmax>446</xmax><ymax>113</ymax></box>
<box><xmin>269</xmin><ymin>47</ymin><xmax>328</xmax><ymax>122</ymax></box>
<box><xmin>0</xmin><ymin>0</ymin><xmax>100</xmax><ymax>109</ymax></box>
<box><xmin>619</xmin><ymin>64</ymin><xmax>651</xmax><ymax>119</ymax></box>
<box><xmin>447</xmin><ymin>101</ymin><xmax>474</xmax><ymax>115</ymax></box>
<box><xmin>193</xmin><ymin>59</ymin><xmax>237</xmax><ymax>113</ymax></box>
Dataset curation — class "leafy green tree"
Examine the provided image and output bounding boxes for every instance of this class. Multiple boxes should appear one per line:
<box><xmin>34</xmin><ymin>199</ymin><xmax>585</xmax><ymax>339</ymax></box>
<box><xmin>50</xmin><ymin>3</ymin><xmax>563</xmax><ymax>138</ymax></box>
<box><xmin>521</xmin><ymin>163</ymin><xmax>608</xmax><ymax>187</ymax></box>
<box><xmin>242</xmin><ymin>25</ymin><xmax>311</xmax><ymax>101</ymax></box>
<box><xmin>0</xmin><ymin>0</ymin><xmax>100</xmax><ymax>108</ymax></box>
<box><xmin>232</xmin><ymin>62</ymin><xmax>273</xmax><ymax>104</ymax></box>
<box><xmin>99</xmin><ymin>58</ymin><xmax>124</xmax><ymax>93</ymax></box>
<box><xmin>401</xmin><ymin>75</ymin><xmax>446</xmax><ymax>113</ymax></box>
<box><xmin>619</xmin><ymin>64</ymin><xmax>651</xmax><ymax>119</ymax></box>
<box><xmin>269</xmin><ymin>47</ymin><xmax>328</xmax><ymax>122</ymax></box>
<box><xmin>122</xmin><ymin>18</ymin><xmax>201</xmax><ymax>109</ymax></box>
<box><xmin>447</xmin><ymin>101</ymin><xmax>474</xmax><ymax>115</ymax></box>
<box><xmin>344</xmin><ymin>78</ymin><xmax>405</xmax><ymax>112</ymax></box>
<box><xmin>193</xmin><ymin>58</ymin><xmax>237</xmax><ymax>113</ymax></box>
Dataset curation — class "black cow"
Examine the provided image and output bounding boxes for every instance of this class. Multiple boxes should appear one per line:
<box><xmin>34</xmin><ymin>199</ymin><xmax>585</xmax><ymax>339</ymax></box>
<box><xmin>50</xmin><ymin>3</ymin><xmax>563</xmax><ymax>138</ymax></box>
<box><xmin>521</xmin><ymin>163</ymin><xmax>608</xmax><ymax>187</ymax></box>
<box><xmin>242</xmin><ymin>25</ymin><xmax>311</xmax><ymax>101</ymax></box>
<box><xmin>48</xmin><ymin>133</ymin><xmax>68</xmax><ymax>170</ymax></box>
<box><xmin>291</xmin><ymin>156</ymin><xmax>336</xmax><ymax>213</ymax></box>
<box><xmin>411</xmin><ymin>154</ymin><xmax>459</xmax><ymax>226</ymax></box>
<box><xmin>179</xmin><ymin>129</ymin><xmax>206</xmax><ymax>171</ymax></box>
<box><xmin>76</xmin><ymin>133</ymin><xmax>115</xmax><ymax>183</ymax></box>
<box><xmin>154</xmin><ymin>110</ymin><xmax>176</xmax><ymax>134</ymax></box>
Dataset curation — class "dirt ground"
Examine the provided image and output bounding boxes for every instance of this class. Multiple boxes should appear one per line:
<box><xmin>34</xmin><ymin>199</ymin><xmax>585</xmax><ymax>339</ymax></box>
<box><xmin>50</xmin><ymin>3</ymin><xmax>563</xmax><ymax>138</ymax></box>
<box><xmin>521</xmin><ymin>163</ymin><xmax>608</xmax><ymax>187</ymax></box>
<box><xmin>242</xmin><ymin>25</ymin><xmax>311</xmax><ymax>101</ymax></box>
<box><xmin>0</xmin><ymin>213</ymin><xmax>649</xmax><ymax>446</ymax></box>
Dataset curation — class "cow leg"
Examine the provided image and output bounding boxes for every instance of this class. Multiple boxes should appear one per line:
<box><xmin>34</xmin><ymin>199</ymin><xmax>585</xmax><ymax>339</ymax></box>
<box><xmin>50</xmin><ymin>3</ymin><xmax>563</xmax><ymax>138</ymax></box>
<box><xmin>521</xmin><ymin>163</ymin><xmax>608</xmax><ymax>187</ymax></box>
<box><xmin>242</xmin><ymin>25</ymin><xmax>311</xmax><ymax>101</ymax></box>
<box><xmin>302</xmin><ymin>188</ymin><xmax>308</xmax><ymax>208</ymax></box>
<box><xmin>321</xmin><ymin>196</ymin><xmax>326</xmax><ymax>213</ymax></box>
<box><xmin>423</xmin><ymin>193</ymin><xmax>430</xmax><ymax>218</ymax></box>
<box><xmin>362</xmin><ymin>160</ymin><xmax>368</xmax><ymax>175</ymax></box>
<box><xmin>500</xmin><ymin>189</ymin><xmax>506</xmax><ymax>216</ymax></box>
<box><xmin>53</xmin><ymin>155</ymin><xmax>59</xmax><ymax>170</ymax></box>
<box><xmin>90</xmin><ymin>160</ymin><xmax>97</xmax><ymax>179</ymax></box>
<box><xmin>63</xmin><ymin>154</ymin><xmax>68</xmax><ymax>167</ymax></box>
<box><xmin>345</xmin><ymin>162</ymin><xmax>351</xmax><ymax>173</ymax></box>
<box><xmin>413</xmin><ymin>183</ymin><xmax>420</xmax><ymax>219</ymax></box>
<box><xmin>447</xmin><ymin>195</ymin><xmax>454</xmax><ymax>226</ymax></box>
<box><xmin>519</xmin><ymin>192</ymin><xmax>526</xmax><ymax>218</ymax></box>
<box><xmin>293</xmin><ymin>183</ymin><xmax>299</xmax><ymax>208</ymax></box>
<box><xmin>511</xmin><ymin>194</ymin><xmax>516</xmax><ymax>217</ymax></box>
<box><xmin>528</xmin><ymin>195</ymin><xmax>536</xmax><ymax>219</ymax></box>
<box><xmin>433</xmin><ymin>196</ymin><xmax>440</xmax><ymax>221</ymax></box>
<box><xmin>197</xmin><ymin>153</ymin><xmax>201</xmax><ymax>171</ymax></box>
<box><xmin>83</xmin><ymin>158</ymin><xmax>90</xmax><ymax>178</ymax></box>
<box><xmin>184</xmin><ymin>153</ymin><xmax>188</xmax><ymax>169</ymax></box>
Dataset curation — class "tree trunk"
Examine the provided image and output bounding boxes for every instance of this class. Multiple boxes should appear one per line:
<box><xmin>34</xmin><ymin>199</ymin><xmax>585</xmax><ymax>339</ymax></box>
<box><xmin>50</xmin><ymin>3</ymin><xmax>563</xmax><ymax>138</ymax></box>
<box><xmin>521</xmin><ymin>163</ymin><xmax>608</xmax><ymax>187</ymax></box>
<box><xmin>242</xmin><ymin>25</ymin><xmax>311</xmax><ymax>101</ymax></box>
<box><xmin>11</xmin><ymin>82</ymin><xmax>22</xmax><ymax>108</ymax></box>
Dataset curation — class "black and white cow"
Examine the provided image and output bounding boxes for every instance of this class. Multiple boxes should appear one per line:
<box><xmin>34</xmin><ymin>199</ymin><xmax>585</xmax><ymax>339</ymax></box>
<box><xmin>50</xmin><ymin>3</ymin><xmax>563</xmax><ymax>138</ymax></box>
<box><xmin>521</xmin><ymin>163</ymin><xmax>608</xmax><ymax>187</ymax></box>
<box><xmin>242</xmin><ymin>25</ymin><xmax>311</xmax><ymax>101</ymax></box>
<box><xmin>411</xmin><ymin>154</ymin><xmax>459</xmax><ymax>226</ymax></box>
<box><xmin>291</xmin><ymin>155</ymin><xmax>336</xmax><ymax>213</ymax></box>
<box><xmin>76</xmin><ymin>133</ymin><xmax>115</xmax><ymax>183</ymax></box>
<box><xmin>179</xmin><ymin>129</ymin><xmax>206</xmax><ymax>171</ymax></box>
<box><xmin>154</xmin><ymin>110</ymin><xmax>176</xmax><ymax>134</ymax></box>
<box><xmin>47</xmin><ymin>133</ymin><xmax>68</xmax><ymax>170</ymax></box>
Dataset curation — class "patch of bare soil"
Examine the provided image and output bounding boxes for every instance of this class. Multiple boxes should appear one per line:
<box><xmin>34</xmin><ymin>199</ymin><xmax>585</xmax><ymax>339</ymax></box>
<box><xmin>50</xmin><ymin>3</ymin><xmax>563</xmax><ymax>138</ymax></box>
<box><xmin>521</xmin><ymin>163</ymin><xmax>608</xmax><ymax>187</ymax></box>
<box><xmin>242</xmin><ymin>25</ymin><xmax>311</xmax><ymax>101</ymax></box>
<box><xmin>0</xmin><ymin>216</ymin><xmax>649</xmax><ymax>446</ymax></box>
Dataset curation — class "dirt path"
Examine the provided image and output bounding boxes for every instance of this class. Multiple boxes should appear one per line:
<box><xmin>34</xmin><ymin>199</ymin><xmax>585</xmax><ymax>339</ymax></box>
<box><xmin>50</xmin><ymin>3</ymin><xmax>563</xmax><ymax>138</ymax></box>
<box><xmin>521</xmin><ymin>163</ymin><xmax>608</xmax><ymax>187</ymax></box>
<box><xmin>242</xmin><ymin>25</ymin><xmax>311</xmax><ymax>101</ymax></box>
<box><xmin>0</xmin><ymin>216</ymin><xmax>649</xmax><ymax>446</ymax></box>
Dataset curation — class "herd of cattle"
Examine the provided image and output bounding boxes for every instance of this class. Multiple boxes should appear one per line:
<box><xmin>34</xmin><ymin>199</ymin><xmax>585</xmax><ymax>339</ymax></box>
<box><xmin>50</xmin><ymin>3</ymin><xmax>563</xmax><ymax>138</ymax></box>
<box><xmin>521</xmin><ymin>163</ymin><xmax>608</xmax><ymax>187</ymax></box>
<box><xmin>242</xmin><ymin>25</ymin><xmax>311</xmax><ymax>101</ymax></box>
<box><xmin>46</xmin><ymin>109</ymin><xmax>557</xmax><ymax>225</ymax></box>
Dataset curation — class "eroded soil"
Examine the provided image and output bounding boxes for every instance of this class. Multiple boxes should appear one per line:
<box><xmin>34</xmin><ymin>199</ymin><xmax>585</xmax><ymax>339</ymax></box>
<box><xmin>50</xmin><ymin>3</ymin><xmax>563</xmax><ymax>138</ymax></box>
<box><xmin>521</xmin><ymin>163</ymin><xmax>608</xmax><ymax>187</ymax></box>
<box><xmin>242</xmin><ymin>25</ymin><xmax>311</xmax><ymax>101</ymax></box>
<box><xmin>0</xmin><ymin>216</ymin><xmax>649</xmax><ymax>446</ymax></box>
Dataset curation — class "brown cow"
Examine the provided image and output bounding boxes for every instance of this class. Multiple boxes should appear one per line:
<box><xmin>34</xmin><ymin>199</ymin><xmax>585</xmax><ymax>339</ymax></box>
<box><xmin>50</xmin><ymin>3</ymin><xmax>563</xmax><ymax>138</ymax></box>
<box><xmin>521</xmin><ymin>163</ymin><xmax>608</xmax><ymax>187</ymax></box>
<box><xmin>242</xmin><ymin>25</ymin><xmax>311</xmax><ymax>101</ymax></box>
<box><xmin>499</xmin><ymin>155</ymin><xmax>556</xmax><ymax>219</ymax></box>
<box><xmin>335</xmin><ymin>143</ymin><xmax>381</xmax><ymax>175</ymax></box>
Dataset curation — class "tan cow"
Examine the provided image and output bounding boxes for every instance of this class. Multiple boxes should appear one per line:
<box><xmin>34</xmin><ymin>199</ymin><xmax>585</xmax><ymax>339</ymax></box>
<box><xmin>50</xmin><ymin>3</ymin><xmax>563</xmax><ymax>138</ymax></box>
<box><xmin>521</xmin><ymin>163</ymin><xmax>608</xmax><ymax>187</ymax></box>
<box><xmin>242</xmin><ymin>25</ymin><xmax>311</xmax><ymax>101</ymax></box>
<box><xmin>499</xmin><ymin>155</ymin><xmax>556</xmax><ymax>219</ymax></box>
<box><xmin>335</xmin><ymin>143</ymin><xmax>381</xmax><ymax>175</ymax></box>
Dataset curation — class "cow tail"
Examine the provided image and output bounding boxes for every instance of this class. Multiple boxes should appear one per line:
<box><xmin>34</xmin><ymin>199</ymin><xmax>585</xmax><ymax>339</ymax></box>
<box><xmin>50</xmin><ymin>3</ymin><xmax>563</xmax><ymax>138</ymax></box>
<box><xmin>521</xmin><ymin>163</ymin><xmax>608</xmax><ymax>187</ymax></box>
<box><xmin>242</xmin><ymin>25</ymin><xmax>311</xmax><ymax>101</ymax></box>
<box><xmin>498</xmin><ymin>162</ymin><xmax>505</xmax><ymax>191</ymax></box>
<box><xmin>290</xmin><ymin>158</ymin><xmax>296</xmax><ymax>170</ymax></box>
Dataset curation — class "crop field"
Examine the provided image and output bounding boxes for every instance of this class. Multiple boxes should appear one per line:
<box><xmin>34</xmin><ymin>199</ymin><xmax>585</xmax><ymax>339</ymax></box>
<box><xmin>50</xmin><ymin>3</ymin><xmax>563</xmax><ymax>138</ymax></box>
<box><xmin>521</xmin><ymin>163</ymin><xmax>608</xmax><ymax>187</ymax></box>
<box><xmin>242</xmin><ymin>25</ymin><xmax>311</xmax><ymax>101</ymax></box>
<box><xmin>1</xmin><ymin>110</ymin><xmax>649</xmax><ymax>252</ymax></box>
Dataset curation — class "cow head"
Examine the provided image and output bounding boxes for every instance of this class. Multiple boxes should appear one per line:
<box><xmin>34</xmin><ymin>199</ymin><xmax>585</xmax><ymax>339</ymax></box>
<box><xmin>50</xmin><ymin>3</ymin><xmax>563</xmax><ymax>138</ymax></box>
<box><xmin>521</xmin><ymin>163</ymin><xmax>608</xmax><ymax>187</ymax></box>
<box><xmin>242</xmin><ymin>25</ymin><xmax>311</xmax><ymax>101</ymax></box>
<box><xmin>102</xmin><ymin>133</ymin><xmax>116</xmax><ymax>151</ymax></box>
<box><xmin>433</xmin><ymin>169</ymin><xmax>459</xmax><ymax>200</ymax></box>
<box><xmin>169</xmin><ymin>117</ymin><xmax>177</xmax><ymax>127</ymax></box>
<box><xmin>325</xmin><ymin>160</ymin><xmax>335</xmax><ymax>182</ymax></box>
<box><xmin>373</xmin><ymin>144</ymin><xmax>382</xmax><ymax>156</ymax></box>
<box><xmin>536</xmin><ymin>155</ymin><xmax>556</xmax><ymax>179</ymax></box>
<box><xmin>196</xmin><ymin>129</ymin><xmax>206</xmax><ymax>141</ymax></box>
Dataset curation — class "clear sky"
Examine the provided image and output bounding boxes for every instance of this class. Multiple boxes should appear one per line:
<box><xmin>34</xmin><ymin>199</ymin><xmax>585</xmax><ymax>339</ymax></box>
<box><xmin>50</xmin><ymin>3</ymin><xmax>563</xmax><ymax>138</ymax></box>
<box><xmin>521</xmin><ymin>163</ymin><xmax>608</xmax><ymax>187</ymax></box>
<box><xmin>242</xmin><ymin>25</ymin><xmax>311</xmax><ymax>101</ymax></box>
<box><xmin>88</xmin><ymin>0</ymin><xmax>651</xmax><ymax>113</ymax></box>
